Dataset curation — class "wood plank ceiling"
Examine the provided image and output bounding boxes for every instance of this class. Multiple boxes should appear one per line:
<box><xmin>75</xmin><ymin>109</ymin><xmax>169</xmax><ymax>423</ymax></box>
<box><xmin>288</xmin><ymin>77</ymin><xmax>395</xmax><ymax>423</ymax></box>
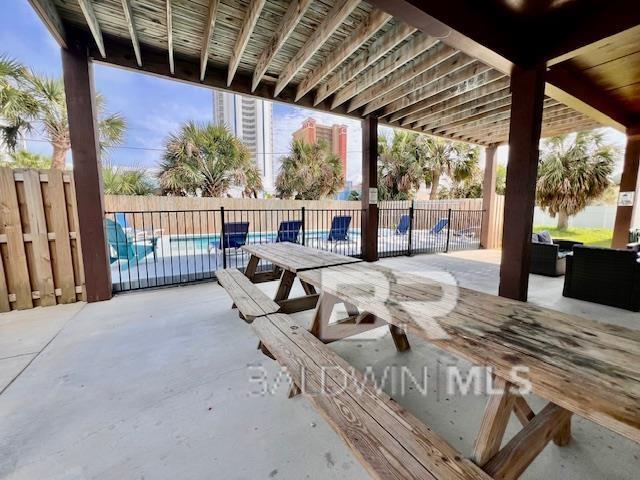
<box><xmin>49</xmin><ymin>0</ymin><xmax>602</xmax><ymax>145</ymax></box>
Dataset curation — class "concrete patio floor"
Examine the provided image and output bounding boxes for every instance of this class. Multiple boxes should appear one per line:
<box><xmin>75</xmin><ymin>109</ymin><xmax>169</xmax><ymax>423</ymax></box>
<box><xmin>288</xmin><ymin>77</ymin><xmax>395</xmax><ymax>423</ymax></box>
<box><xmin>0</xmin><ymin>250</ymin><xmax>638</xmax><ymax>479</ymax></box>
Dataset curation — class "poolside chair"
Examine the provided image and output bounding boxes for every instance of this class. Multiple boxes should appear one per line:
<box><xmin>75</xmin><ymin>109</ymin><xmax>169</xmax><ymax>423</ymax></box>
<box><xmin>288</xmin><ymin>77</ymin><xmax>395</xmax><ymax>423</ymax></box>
<box><xmin>429</xmin><ymin>218</ymin><xmax>449</xmax><ymax>235</ymax></box>
<box><xmin>115</xmin><ymin>212</ymin><xmax>163</xmax><ymax>241</ymax></box>
<box><xmin>209</xmin><ymin>222</ymin><xmax>250</xmax><ymax>253</ymax></box>
<box><xmin>276</xmin><ymin>220</ymin><xmax>302</xmax><ymax>243</ymax></box>
<box><xmin>395</xmin><ymin>215</ymin><xmax>410</xmax><ymax>235</ymax></box>
<box><xmin>324</xmin><ymin>215</ymin><xmax>354</xmax><ymax>251</ymax></box>
<box><xmin>106</xmin><ymin>218</ymin><xmax>157</xmax><ymax>268</ymax></box>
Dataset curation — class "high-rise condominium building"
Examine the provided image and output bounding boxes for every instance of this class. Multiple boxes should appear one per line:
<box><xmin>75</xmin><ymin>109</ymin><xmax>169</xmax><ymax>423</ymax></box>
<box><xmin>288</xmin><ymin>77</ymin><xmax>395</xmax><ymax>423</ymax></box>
<box><xmin>292</xmin><ymin>118</ymin><xmax>347</xmax><ymax>185</ymax></box>
<box><xmin>212</xmin><ymin>91</ymin><xmax>274</xmax><ymax>193</ymax></box>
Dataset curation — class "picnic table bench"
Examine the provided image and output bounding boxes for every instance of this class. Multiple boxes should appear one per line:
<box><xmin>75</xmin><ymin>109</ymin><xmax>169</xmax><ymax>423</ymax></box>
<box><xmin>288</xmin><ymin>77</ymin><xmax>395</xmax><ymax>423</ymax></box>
<box><xmin>253</xmin><ymin>313</ymin><xmax>491</xmax><ymax>480</ymax></box>
<box><xmin>297</xmin><ymin>262</ymin><xmax>640</xmax><ymax>478</ymax></box>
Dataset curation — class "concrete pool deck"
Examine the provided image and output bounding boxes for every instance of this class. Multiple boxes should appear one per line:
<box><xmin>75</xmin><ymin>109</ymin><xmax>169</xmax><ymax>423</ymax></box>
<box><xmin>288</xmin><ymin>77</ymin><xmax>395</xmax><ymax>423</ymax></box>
<box><xmin>1</xmin><ymin>250</ymin><xmax>638</xmax><ymax>479</ymax></box>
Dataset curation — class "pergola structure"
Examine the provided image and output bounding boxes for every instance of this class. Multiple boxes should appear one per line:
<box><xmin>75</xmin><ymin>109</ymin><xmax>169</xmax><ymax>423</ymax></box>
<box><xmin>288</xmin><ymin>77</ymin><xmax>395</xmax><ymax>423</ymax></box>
<box><xmin>26</xmin><ymin>0</ymin><xmax>640</xmax><ymax>303</ymax></box>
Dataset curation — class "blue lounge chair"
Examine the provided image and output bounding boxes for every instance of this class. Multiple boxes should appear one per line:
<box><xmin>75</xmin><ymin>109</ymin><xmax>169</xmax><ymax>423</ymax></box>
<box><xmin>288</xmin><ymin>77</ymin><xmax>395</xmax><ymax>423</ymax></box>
<box><xmin>276</xmin><ymin>220</ymin><xmax>302</xmax><ymax>243</ymax></box>
<box><xmin>106</xmin><ymin>218</ymin><xmax>156</xmax><ymax>268</ymax></box>
<box><xmin>209</xmin><ymin>222</ymin><xmax>249</xmax><ymax>252</ymax></box>
<box><xmin>327</xmin><ymin>215</ymin><xmax>351</xmax><ymax>242</ymax></box>
<box><xmin>429</xmin><ymin>218</ymin><xmax>449</xmax><ymax>235</ymax></box>
<box><xmin>395</xmin><ymin>215</ymin><xmax>410</xmax><ymax>235</ymax></box>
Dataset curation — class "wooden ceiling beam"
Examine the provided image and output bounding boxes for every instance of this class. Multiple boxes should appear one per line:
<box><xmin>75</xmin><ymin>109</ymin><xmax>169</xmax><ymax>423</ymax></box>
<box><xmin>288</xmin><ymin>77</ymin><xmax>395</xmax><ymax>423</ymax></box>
<box><xmin>361</xmin><ymin>55</ymin><xmax>481</xmax><ymax>115</ymax></box>
<box><xmin>457</xmin><ymin>107</ymin><xmax>579</xmax><ymax>140</ymax></box>
<box><xmin>166</xmin><ymin>0</ymin><xmax>174</xmax><ymax>74</ymax></box>
<box><xmin>475</xmin><ymin>118</ymin><xmax>602</xmax><ymax>145</ymax></box>
<box><xmin>274</xmin><ymin>0</ymin><xmax>360</xmax><ymax>97</ymax></box>
<box><xmin>77</xmin><ymin>0</ymin><xmax>105</xmax><ymax>58</ymax></box>
<box><xmin>421</xmin><ymin>95</ymin><xmax>512</xmax><ymax>132</ymax></box>
<box><xmin>330</xmin><ymin>34</ymin><xmax>436</xmax><ymax>109</ymax></box>
<box><xmin>200</xmin><ymin>0</ymin><xmax>220</xmax><ymax>81</ymax></box>
<box><xmin>387</xmin><ymin>70</ymin><xmax>506</xmax><ymax>123</ymax></box>
<box><xmin>314</xmin><ymin>22</ymin><xmax>416</xmax><ymax>105</ymax></box>
<box><xmin>27</xmin><ymin>0</ymin><xmax>67</xmax><ymax>48</ymax></box>
<box><xmin>228</xmin><ymin>0</ymin><xmax>266</xmax><ymax>86</ymax></box>
<box><xmin>252</xmin><ymin>0</ymin><xmax>313</xmax><ymax>92</ymax></box>
<box><xmin>345</xmin><ymin>41</ymin><xmax>456</xmax><ymax>112</ymax></box>
<box><xmin>400</xmin><ymin>77</ymin><xmax>509</xmax><ymax>127</ymax></box>
<box><xmin>545</xmin><ymin>65</ymin><xmax>631</xmax><ymax>130</ymax></box>
<box><xmin>121</xmin><ymin>0</ymin><xmax>141</xmax><ymax>67</ymax></box>
<box><xmin>433</xmin><ymin>100</ymin><xmax>561</xmax><ymax>136</ymax></box>
<box><xmin>295</xmin><ymin>9</ymin><xmax>391</xmax><ymax>101</ymax></box>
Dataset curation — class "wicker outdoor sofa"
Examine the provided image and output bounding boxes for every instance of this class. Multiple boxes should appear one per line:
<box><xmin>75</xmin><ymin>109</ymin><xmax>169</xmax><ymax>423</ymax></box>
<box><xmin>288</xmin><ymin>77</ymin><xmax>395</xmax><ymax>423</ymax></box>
<box><xmin>563</xmin><ymin>245</ymin><xmax>640</xmax><ymax>311</ymax></box>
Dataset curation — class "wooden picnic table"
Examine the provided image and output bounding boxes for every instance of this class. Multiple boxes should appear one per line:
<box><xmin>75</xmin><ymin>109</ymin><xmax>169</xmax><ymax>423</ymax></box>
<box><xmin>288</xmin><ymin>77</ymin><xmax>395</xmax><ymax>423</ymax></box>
<box><xmin>240</xmin><ymin>243</ymin><xmax>362</xmax><ymax>314</ymax></box>
<box><xmin>297</xmin><ymin>261</ymin><xmax>640</xmax><ymax>479</ymax></box>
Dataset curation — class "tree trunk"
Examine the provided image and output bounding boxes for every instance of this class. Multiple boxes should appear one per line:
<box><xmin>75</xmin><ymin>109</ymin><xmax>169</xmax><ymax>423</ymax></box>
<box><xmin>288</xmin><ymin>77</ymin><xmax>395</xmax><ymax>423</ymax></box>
<box><xmin>429</xmin><ymin>172</ymin><xmax>441</xmax><ymax>200</ymax></box>
<box><xmin>51</xmin><ymin>144</ymin><xmax>68</xmax><ymax>170</ymax></box>
<box><xmin>557</xmin><ymin>210</ymin><xmax>569</xmax><ymax>230</ymax></box>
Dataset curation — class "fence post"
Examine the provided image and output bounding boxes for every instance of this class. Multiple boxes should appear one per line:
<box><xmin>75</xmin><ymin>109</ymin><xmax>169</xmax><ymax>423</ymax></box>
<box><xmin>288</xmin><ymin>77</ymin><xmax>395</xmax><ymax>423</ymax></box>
<box><xmin>220</xmin><ymin>207</ymin><xmax>227</xmax><ymax>269</ymax></box>
<box><xmin>445</xmin><ymin>208</ymin><xmax>452</xmax><ymax>253</ymax></box>
<box><xmin>407</xmin><ymin>204</ymin><xmax>414</xmax><ymax>256</ymax></box>
<box><xmin>301</xmin><ymin>206</ymin><xmax>306</xmax><ymax>246</ymax></box>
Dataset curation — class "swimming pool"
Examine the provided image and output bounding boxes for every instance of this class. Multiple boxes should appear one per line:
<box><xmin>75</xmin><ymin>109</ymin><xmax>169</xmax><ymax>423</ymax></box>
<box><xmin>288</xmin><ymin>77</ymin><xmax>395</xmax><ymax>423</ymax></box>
<box><xmin>168</xmin><ymin>230</ymin><xmax>361</xmax><ymax>253</ymax></box>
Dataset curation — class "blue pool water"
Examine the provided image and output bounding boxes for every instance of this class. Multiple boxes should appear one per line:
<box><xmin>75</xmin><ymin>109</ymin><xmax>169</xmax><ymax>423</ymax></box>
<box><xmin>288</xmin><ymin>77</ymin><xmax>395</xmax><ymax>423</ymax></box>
<box><xmin>169</xmin><ymin>230</ymin><xmax>361</xmax><ymax>253</ymax></box>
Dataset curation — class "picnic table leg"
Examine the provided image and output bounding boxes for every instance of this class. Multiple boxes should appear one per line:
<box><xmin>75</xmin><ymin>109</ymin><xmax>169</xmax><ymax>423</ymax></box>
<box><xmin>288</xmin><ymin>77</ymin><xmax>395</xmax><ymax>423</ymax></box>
<box><xmin>389</xmin><ymin>325</ymin><xmax>411</xmax><ymax>352</ymax></box>
<box><xmin>309</xmin><ymin>292</ymin><xmax>339</xmax><ymax>341</ymax></box>
<box><xmin>473</xmin><ymin>376</ymin><xmax>574</xmax><ymax>479</ymax></box>
<box><xmin>274</xmin><ymin>270</ymin><xmax>296</xmax><ymax>302</ymax></box>
<box><xmin>300</xmin><ymin>280</ymin><xmax>317</xmax><ymax>295</ymax></box>
<box><xmin>473</xmin><ymin>376</ymin><xmax>516</xmax><ymax>466</ymax></box>
<box><xmin>244</xmin><ymin>254</ymin><xmax>260</xmax><ymax>280</ymax></box>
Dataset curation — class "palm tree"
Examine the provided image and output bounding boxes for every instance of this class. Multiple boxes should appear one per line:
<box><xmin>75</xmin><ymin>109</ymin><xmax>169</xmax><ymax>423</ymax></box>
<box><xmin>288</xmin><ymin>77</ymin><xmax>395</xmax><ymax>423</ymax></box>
<box><xmin>0</xmin><ymin>150</ymin><xmax>51</xmax><ymax>168</ymax></box>
<box><xmin>102</xmin><ymin>164</ymin><xmax>155</xmax><ymax>195</ymax></box>
<box><xmin>418</xmin><ymin>136</ymin><xmax>479</xmax><ymax>200</ymax></box>
<box><xmin>158</xmin><ymin>122</ymin><xmax>262</xmax><ymax>197</ymax></box>
<box><xmin>377</xmin><ymin>132</ymin><xmax>423</xmax><ymax>200</ymax></box>
<box><xmin>536</xmin><ymin>130</ymin><xmax>616</xmax><ymax>230</ymax></box>
<box><xmin>0</xmin><ymin>55</ymin><xmax>125</xmax><ymax>169</ymax></box>
<box><xmin>275</xmin><ymin>139</ymin><xmax>343</xmax><ymax>200</ymax></box>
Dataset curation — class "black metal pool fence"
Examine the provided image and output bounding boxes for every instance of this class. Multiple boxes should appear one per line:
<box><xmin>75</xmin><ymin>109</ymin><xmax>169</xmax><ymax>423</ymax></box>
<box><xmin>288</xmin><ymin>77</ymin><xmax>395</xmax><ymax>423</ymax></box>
<box><xmin>105</xmin><ymin>206</ymin><xmax>484</xmax><ymax>292</ymax></box>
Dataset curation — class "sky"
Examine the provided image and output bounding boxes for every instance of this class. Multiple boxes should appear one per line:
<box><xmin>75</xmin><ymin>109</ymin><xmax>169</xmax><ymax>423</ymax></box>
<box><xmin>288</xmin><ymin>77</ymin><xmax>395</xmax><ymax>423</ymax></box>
<box><xmin>2</xmin><ymin>0</ymin><xmax>628</xmax><ymax>183</ymax></box>
<box><xmin>2</xmin><ymin>0</ymin><xmax>373</xmax><ymax>184</ymax></box>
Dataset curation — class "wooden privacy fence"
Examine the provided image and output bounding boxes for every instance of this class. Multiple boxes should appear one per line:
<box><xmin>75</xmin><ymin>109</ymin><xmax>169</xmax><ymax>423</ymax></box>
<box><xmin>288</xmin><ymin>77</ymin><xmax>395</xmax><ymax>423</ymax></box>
<box><xmin>0</xmin><ymin>168</ymin><xmax>85</xmax><ymax>312</ymax></box>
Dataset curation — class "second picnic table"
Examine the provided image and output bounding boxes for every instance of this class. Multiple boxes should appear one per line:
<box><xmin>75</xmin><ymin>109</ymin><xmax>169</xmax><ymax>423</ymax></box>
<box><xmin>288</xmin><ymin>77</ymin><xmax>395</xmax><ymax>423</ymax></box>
<box><xmin>240</xmin><ymin>242</ymin><xmax>362</xmax><ymax>314</ymax></box>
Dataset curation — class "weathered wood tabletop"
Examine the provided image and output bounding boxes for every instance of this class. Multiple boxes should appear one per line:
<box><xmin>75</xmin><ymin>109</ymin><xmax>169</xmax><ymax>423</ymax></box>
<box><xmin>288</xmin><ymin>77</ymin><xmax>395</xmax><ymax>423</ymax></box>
<box><xmin>297</xmin><ymin>261</ymin><xmax>640</xmax><ymax>476</ymax></box>
<box><xmin>242</xmin><ymin>242</ymin><xmax>362</xmax><ymax>272</ymax></box>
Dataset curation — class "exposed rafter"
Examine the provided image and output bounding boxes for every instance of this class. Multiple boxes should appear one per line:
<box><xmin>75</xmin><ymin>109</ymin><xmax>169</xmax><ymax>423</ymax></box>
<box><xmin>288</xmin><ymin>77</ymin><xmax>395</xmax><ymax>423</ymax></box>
<box><xmin>166</xmin><ymin>0</ymin><xmax>174</xmax><ymax>74</ymax></box>
<box><xmin>274</xmin><ymin>0</ymin><xmax>360</xmax><ymax>97</ymax></box>
<box><xmin>252</xmin><ymin>0</ymin><xmax>314</xmax><ymax>92</ymax></box>
<box><xmin>360</xmin><ymin>55</ymin><xmax>480</xmax><ymax>115</ymax></box>
<box><xmin>295</xmin><ymin>9</ymin><xmax>391</xmax><ymax>101</ymax></box>
<box><xmin>121</xmin><ymin>0</ymin><xmax>141</xmax><ymax>67</ymax></box>
<box><xmin>395</xmin><ymin>74</ymin><xmax>508</xmax><ymax>125</ymax></box>
<box><xmin>314</xmin><ymin>22</ymin><xmax>415</xmax><ymax>105</ymax></box>
<box><xmin>330</xmin><ymin>34</ymin><xmax>436</xmax><ymax>109</ymax></box>
<box><xmin>200</xmin><ymin>0</ymin><xmax>220</xmax><ymax>81</ymax></box>
<box><xmin>228</xmin><ymin>0</ymin><xmax>266</xmax><ymax>86</ymax></box>
<box><xmin>422</xmin><ymin>96</ymin><xmax>512</xmax><ymax>132</ymax></box>
<box><xmin>27</xmin><ymin>0</ymin><xmax>67</xmax><ymax>48</ymax></box>
<box><xmin>78</xmin><ymin>0</ymin><xmax>105</xmax><ymax>58</ymax></box>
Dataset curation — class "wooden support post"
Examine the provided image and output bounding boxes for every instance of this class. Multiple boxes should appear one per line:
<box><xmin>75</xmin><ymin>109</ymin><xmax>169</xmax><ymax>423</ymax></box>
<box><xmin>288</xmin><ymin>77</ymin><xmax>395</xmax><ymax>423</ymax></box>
<box><xmin>612</xmin><ymin>128</ymin><xmax>640</xmax><ymax>248</ymax></box>
<box><xmin>480</xmin><ymin>144</ymin><xmax>499</xmax><ymax>249</ymax></box>
<box><xmin>61</xmin><ymin>45</ymin><xmax>112</xmax><ymax>302</ymax></box>
<box><xmin>389</xmin><ymin>325</ymin><xmax>411</xmax><ymax>352</ymax></box>
<box><xmin>498</xmin><ymin>65</ymin><xmax>545</xmax><ymax>301</ymax></box>
<box><xmin>361</xmin><ymin>116</ymin><xmax>379</xmax><ymax>262</ymax></box>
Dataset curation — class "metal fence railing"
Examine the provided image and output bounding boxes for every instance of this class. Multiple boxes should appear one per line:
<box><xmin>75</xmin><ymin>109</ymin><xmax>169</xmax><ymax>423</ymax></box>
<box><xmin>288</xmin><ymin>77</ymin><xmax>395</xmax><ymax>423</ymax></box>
<box><xmin>105</xmin><ymin>207</ymin><xmax>363</xmax><ymax>292</ymax></box>
<box><xmin>105</xmin><ymin>206</ymin><xmax>483</xmax><ymax>292</ymax></box>
<box><xmin>378</xmin><ymin>207</ymin><xmax>484</xmax><ymax>258</ymax></box>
